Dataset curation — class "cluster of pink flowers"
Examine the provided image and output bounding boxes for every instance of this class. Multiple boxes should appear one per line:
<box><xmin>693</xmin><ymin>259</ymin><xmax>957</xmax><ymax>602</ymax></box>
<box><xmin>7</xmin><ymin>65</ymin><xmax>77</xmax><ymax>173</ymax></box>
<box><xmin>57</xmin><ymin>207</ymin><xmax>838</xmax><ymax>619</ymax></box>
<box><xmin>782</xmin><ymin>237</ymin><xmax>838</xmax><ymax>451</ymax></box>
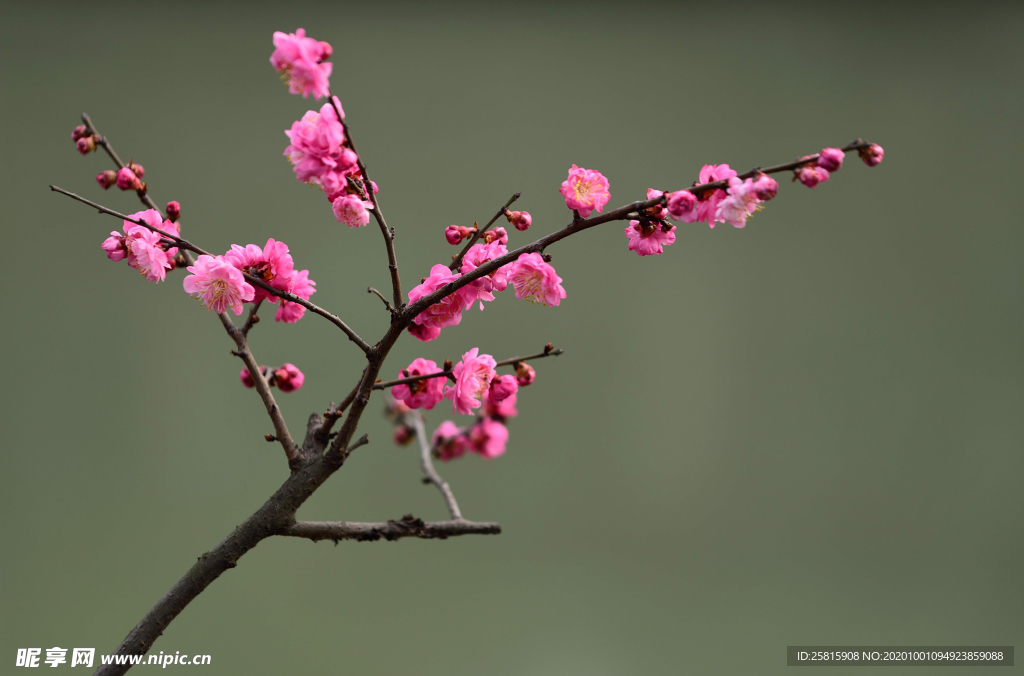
<box><xmin>560</xmin><ymin>164</ymin><xmax>610</xmax><ymax>218</ymax></box>
<box><xmin>240</xmin><ymin>363</ymin><xmax>305</xmax><ymax>392</ymax></box>
<box><xmin>421</xmin><ymin>349</ymin><xmax>539</xmax><ymax>461</ymax></box>
<box><xmin>182</xmin><ymin>238</ymin><xmax>316</xmax><ymax>321</ymax></box>
<box><xmin>270</xmin><ymin>28</ymin><xmax>333</xmax><ymax>100</ymax></box>
<box><xmin>101</xmin><ymin>208</ymin><xmax>180</xmax><ymax>283</ymax></box>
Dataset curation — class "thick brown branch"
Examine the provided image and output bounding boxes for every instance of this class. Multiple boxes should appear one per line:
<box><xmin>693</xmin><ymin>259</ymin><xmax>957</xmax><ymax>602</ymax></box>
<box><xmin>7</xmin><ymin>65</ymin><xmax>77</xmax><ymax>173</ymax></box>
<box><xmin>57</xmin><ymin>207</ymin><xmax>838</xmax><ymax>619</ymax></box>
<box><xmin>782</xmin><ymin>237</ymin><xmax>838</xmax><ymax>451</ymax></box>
<box><xmin>449</xmin><ymin>191</ymin><xmax>521</xmax><ymax>271</ymax></box>
<box><xmin>404</xmin><ymin>140</ymin><xmax>878</xmax><ymax>322</ymax></box>
<box><xmin>50</xmin><ymin>186</ymin><xmax>373</xmax><ymax>354</ymax></box>
<box><xmin>281</xmin><ymin>518</ymin><xmax>501</xmax><ymax>542</ymax></box>
<box><xmin>373</xmin><ymin>346</ymin><xmax>563</xmax><ymax>390</ymax></box>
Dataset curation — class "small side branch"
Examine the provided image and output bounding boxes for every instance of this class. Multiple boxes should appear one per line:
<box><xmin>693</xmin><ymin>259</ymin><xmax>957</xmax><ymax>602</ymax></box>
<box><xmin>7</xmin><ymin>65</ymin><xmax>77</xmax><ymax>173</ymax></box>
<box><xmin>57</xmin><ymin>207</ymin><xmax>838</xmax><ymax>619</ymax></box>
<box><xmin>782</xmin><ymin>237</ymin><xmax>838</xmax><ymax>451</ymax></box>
<box><xmin>367</xmin><ymin>286</ymin><xmax>394</xmax><ymax>313</ymax></box>
<box><xmin>411</xmin><ymin>411</ymin><xmax>463</xmax><ymax>520</ymax></box>
<box><xmin>281</xmin><ymin>517</ymin><xmax>501</xmax><ymax>542</ymax></box>
<box><xmin>373</xmin><ymin>345</ymin><xmax>563</xmax><ymax>391</ymax></box>
<box><xmin>81</xmin><ymin>112</ymin><xmax>163</xmax><ymax>215</ymax></box>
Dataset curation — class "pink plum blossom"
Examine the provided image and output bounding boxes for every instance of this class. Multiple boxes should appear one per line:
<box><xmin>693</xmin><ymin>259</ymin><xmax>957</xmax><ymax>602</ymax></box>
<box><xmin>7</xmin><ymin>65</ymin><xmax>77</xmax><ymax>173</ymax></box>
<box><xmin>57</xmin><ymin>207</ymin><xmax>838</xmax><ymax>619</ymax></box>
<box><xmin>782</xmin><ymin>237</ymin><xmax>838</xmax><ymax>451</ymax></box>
<box><xmin>391</xmin><ymin>358</ymin><xmax>445</xmax><ymax>410</ymax></box>
<box><xmin>714</xmin><ymin>177</ymin><xmax>764</xmax><ymax>228</ymax></box>
<box><xmin>484</xmin><ymin>389</ymin><xmax>518</xmax><ymax>419</ymax></box>
<box><xmin>270</xmin><ymin>28</ymin><xmax>333</xmax><ymax>99</ymax></box>
<box><xmin>681</xmin><ymin>164</ymin><xmax>737</xmax><ymax>227</ymax></box>
<box><xmin>625</xmin><ymin>220</ymin><xmax>677</xmax><ymax>256</ymax></box>
<box><xmin>275</xmin><ymin>269</ymin><xmax>316</xmax><ymax>323</ymax></box>
<box><xmin>224</xmin><ymin>238</ymin><xmax>296</xmax><ymax>303</ymax></box>
<box><xmin>506</xmin><ymin>210</ymin><xmax>532</xmax><ymax>231</ymax></box>
<box><xmin>273</xmin><ymin>363</ymin><xmax>304</xmax><ymax>392</ymax></box>
<box><xmin>332</xmin><ymin>194</ymin><xmax>373</xmax><ymax>228</ymax></box>
<box><xmin>796</xmin><ymin>164</ymin><xmax>830</xmax><ymax>188</ymax></box>
<box><xmin>127</xmin><ymin>227</ymin><xmax>174</xmax><ymax>282</ymax></box>
<box><xmin>444</xmin><ymin>348</ymin><xmax>497</xmax><ymax>415</ymax></box>
<box><xmin>284</xmin><ymin>100</ymin><xmax>356</xmax><ymax>190</ymax></box>
<box><xmin>817</xmin><ymin>147</ymin><xmax>845</xmax><ymax>172</ymax></box>
<box><xmin>432</xmin><ymin>421</ymin><xmax>468</xmax><ymax>461</ymax></box>
<box><xmin>752</xmin><ymin>173</ymin><xmax>778</xmax><ymax>201</ymax></box>
<box><xmin>101</xmin><ymin>232</ymin><xmax>127</xmax><ymax>261</ymax></box>
<box><xmin>407</xmin><ymin>264</ymin><xmax>477</xmax><ymax>338</ymax></box>
<box><xmin>489</xmin><ymin>374</ymin><xmax>518</xmax><ymax>403</ymax></box>
<box><xmin>116</xmin><ymin>166</ymin><xmax>140</xmax><ymax>190</ymax></box>
<box><xmin>515</xmin><ymin>362</ymin><xmax>535</xmax><ymax>387</ymax></box>
<box><xmin>445</xmin><ymin>225</ymin><xmax>474</xmax><ymax>245</ymax></box>
<box><xmin>461</xmin><ymin>240</ymin><xmax>510</xmax><ymax>304</ymax></box>
<box><xmin>508</xmin><ymin>253</ymin><xmax>566</xmax><ymax>307</ymax></box>
<box><xmin>859</xmin><ymin>143</ymin><xmax>884</xmax><ymax>167</ymax></box>
<box><xmin>559</xmin><ymin>164</ymin><xmax>610</xmax><ymax>218</ymax></box>
<box><xmin>483</xmin><ymin>227</ymin><xmax>508</xmax><ymax>245</ymax></box>
<box><xmin>469</xmin><ymin>418</ymin><xmax>509</xmax><ymax>459</ymax></box>
<box><xmin>666</xmin><ymin>190</ymin><xmax>697</xmax><ymax>221</ymax></box>
<box><xmin>644</xmin><ymin>189</ymin><xmax>669</xmax><ymax>220</ymax></box>
<box><xmin>408</xmin><ymin>322</ymin><xmax>442</xmax><ymax>342</ymax></box>
<box><xmin>182</xmin><ymin>254</ymin><xmax>255</xmax><ymax>315</ymax></box>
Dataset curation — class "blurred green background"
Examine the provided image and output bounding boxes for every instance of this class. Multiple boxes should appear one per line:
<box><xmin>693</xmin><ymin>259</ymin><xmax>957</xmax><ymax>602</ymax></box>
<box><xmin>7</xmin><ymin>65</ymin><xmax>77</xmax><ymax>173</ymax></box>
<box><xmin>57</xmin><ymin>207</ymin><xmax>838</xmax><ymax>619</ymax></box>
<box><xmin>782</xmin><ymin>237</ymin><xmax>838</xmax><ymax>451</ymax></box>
<box><xmin>2</xmin><ymin>1</ymin><xmax>1022</xmax><ymax>673</ymax></box>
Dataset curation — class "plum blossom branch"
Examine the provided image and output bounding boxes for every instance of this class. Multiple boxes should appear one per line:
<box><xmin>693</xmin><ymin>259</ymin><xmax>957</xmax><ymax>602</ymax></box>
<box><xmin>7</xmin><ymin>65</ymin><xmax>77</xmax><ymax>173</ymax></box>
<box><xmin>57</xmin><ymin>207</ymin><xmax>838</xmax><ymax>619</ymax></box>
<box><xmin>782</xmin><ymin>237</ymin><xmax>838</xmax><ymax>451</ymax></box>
<box><xmin>81</xmin><ymin>113</ymin><xmax>163</xmax><ymax>215</ymax></box>
<box><xmin>449</xmin><ymin>191</ymin><xmax>521</xmax><ymax>271</ymax></box>
<box><xmin>280</xmin><ymin>517</ymin><xmax>501</xmax><ymax>542</ymax></box>
<box><xmin>373</xmin><ymin>345</ymin><xmax>563</xmax><ymax>390</ymax></box>
<box><xmin>367</xmin><ymin>286</ymin><xmax>394</xmax><ymax>313</ymax></box>
<box><xmin>241</xmin><ymin>299</ymin><xmax>263</xmax><ymax>336</ymax></box>
<box><xmin>50</xmin><ymin>185</ymin><xmax>373</xmax><ymax>355</ymax></box>
<box><xmin>410</xmin><ymin>411</ymin><xmax>463</xmax><ymax>520</ymax></box>
<box><xmin>403</xmin><ymin>140</ymin><xmax>879</xmax><ymax>321</ymax></box>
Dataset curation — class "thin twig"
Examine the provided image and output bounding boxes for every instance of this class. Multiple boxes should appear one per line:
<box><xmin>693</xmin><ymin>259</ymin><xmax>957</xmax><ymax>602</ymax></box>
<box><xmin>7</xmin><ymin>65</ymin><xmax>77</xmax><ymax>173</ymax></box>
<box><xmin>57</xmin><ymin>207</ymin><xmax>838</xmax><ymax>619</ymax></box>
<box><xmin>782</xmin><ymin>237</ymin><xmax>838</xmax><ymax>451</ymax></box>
<box><xmin>281</xmin><ymin>518</ymin><xmax>500</xmax><ymax>542</ymax></box>
<box><xmin>81</xmin><ymin>112</ymin><xmax>163</xmax><ymax>214</ymax></box>
<box><xmin>241</xmin><ymin>299</ymin><xmax>263</xmax><ymax>336</ymax></box>
<box><xmin>449</xmin><ymin>191</ymin><xmax>521</xmax><ymax>271</ymax></box>
<box><xmin>411</xmin><ymin>411</ymin><xmax>463</xmax><ymax>520</ymax></box>
<box><xmin>51</xmin><ymin>185</ymin><xmax>373</xmax><ymax>355</ymax></box>
<box><xmin>373</xmin><ymin>346</ymin><xmax>563</xmax><ymax>390</ymax></box>
<box><xmin>367</xmin><ymin>286</ymin><xmax>394</xmax><ymax>313</ymax></box>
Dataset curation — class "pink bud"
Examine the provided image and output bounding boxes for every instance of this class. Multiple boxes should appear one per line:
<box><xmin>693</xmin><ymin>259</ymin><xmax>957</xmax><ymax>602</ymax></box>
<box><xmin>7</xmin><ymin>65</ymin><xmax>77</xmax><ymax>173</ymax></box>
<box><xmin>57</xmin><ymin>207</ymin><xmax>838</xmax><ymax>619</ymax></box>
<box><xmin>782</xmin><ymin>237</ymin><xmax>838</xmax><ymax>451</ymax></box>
<box><xmin>71</xmin><ymin>125</ymin><xmax>89</xmax><ymax>141</ymax></box>
<box><xmin>666</xmin><ymin>190</ymin><xmax>697</xmax><ymax>221</ymax></box>
<box><xmin>796</xmin><ymin>165</ymin><xmax>830</xmax><ymax>188</ymax></box>
<box><xmin>116</xmin><ymin>166</ymin><xmax>141</xmax><ymax>191</ymax></box>
<box><xmin>273</xmin><ymin>363</ymin><xmax>305</xmax><ymax>393</ymax></box>
<box><xmin>239</xmin><ymin>366</ymin><xmax>262</xmax><ymax>388</ymax></box>
<box><xmin>393</xmin><ymin>426</ymin><xmax>414</xmax><ymax>446</ymax></box>
<box><xmin>483</xmin><ymin>227</ymin><xmax>508</xmax><ymax>245</ymax></box>
<box><xmin>752</xmin><ymin>174</ymin><xmax>779</xmax><ymax>201</ymax></box>
<box><xmin>101</xmin><ymin>232</ymin><xmax>127</xmax><ymax>261</ymax></box>
<box><xmin>817</xmin><ymin>147</ymin><xmax>845</xmax><ymax>172</ymax></box>
<box><xmin>445</xmin><ymin>225</ymin><xmax>474</xmax><ymax>245</ymax></box>
<box><xmin>859</xmin><ymin>143</ymin><xmax>884</xmax><ymax>167</ymax></box>
<box><xmin>514</xmin><ymin>362</ymin><xmax>536</xmax><ymax>386</ymax></box>
<box><xmin>129</xmin><ymin>162</ymin><xmax>145</xmax><ymax>178</ymax></box>
<box><xmin>408</xmin><ymin>322</ymin><xmax>442</xmax><ymax>342</ymax></box>
<box><xmin>489</xmin><ymin>374</ymin><xmax>519</xmax><ymax>404</ymax></box>
<box><xmin>76</xmin><ymin>136</ymin><xmax>97</xmax><ymax>154</ymax></box>
<box><xmin>96</xmin><ymin>170</ymin><xmax>118</xmax><ymax>189</ymax></box>
<box><xmin>318</xmin><ymin>41</ymin><xmax>333</xmax><ymax>61</ymax></box>
<box><xmin>506</xmin><ymin>210</ymin><xmax>532</xmax><ymax>231</ymax></box>
<box><xmin>166</xmin><ymin>201</ymin><xmax>181</xmax><ymax>222</ymax></box>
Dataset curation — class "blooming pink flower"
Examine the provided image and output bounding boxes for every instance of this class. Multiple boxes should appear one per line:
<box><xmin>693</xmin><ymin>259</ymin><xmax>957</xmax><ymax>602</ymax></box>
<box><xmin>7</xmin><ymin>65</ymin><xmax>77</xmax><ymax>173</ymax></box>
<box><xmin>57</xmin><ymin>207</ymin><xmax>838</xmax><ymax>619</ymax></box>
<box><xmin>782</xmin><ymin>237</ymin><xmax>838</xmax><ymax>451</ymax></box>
<box><xmin>183</xmin><ymin>254</ymin><xmax>255</xmax><ymax>315</ymax></box>
<box><xmin>681</xmin><ymin>164</ymin><xmax>738</xmax><ymax>228</ymax></box>
<box><xmin>560</xmin><ymin>164</ymin><xmax>611</xmax><ymax>218</ymax></box>
<box><xmin>101</xmin><ymin>232</ymin><xmax>127</xmax><ymax>261</ymax></box>
<box><xmin>432</xmin><ymin>421</ymin><xmax>468</xmax><ymax>461</ymax></box>
<box><xmin>275</xmin><ymin>269</ymin><xmax>316</xmax><ymax>323</ymax></box>
<box><xmin>407</xmin><ymin>264</ymin><xmax>477</xmax><ymax>338</ymax></box>
<box><xmin>489</xmin><ymin>374</ymin><xmax>518</xmax><ymax>403</ymax></box>
<box><xmin>392</xmin><ymin>358</ymin><xmax>445</xmax><ymax>410</ymax></box>
<box><xmin>270</xmin><ymin>28</ymin><xmax>333</xmax><ymax>99</ymax></box>
<box><xmin>224</xmin><ymin>238</ymin><xmax>296</xmax><ymax>303</ymax></box>
<box><xmin>469</xmin><ymin>418</ymin><xmax>509</xmax><ymax>459</ymax></box>
<box><xmin>116</xmin><ymin>166</ymin><xmax>140</xmax><ymax>190</ymax></box>
<box><xmin>127</xmin><ymin>227</ymin><xmax>174</xmax><ymax>282</ymax></box>
<box><xmin>515</xmin><ymin>362</ymin><xmax>535</xmax><ymax>387</ymax></box>
<box><xmin>625</xmin><ymin>220</ymin><xmax>676</xmax><ymax>256</ymax></box>
<box><xmin>273</xmin><ymin>363</ymin><xmax>304</xmax><ymax>392</ymax></box>
<box><xmin>445</xmin><ymin>348</ymin><xmax>497</xmax><ymax>415</ymax></box>
<box><xmin>284</xmin><ymin>101</ymin><xmax>348</xmax><ymax>185</ymax></box>
<box><xmin>752</xmin><ymin>173</ymin><xmax>778</xmax><ymax>201</ymax></box>
<box><xmin>332</xmin><ymin>194</ymin><xmax>373</xmax><ymax>228</ymax></box>
<box><xmin>506</xmin><ymin>210</ymin><xmax>532</xmax><ymax>231</ymax></box>
<box><xmin>666</xmin><ymin>190</ymin><xmax>697</xmax><ymax>221</ymax></box>
<box><xmin>508</xmin><ymin>253</ymin><xmax>566</xmax><ymax>306</ymax></box>
<box><xmin>461</xmin><ymin>240</ymin><xmax>510</xmax><ymax>304</ymax></box>
<box><xmin>859</xmin><ymin>143</ymin><xmax>884</xmax><ymax>167</ymax></box>
<box><xmin>715</xmin><ymin>177</ymin><xmax>764</xmax><ymax>228</ymax></box>
<box><xmin>484</xmin><ymin>389</ymin><xmax>518</xmax><ymax>419</ymax></box>
<box><xmin>796</xmin><ymin>164</ymin><xmax>830</xmax><ymax>188</ymax></box>
<box><xmin>644</xmin><ymin>188</ymin><xmax>669</xmax><ymax>220</ymax></box>
<box><xmin>817</xmin><ymin>147</ymin><xmax>845</xmax><ymax>172</ymax></box>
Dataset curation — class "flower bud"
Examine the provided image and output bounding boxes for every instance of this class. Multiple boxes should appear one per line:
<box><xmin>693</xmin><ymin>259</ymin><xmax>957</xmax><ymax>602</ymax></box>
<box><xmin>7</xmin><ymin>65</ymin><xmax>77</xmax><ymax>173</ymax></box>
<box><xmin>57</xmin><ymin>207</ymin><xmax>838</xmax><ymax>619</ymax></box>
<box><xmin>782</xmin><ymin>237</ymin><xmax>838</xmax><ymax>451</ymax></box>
<box><xmin>752</xmin><ymin>173</ymin><xmax>779</xmax><ymax>201</ymax></box>
<box><xmin>506</xmin><ymin>210</ymin><xmax>532</xmax><ymax>231</ymax></box>
<box><xmin>393</xmin><ymin>426</ymin><xmax>414</xmax><ymax>446</ymax></box>
<box><xmin>273</xmin><ymin>363</ymin><xmax>305</xmax><ymax>393</ymax></box>
<box><xmin>166</xmin><ymin>201</ymin><xmax>181</xmax><ymax>222</ymax></box>
<box><xmin>128</xmin><ymin>162</ymin><xmax>145</xmax><ymax>178</ymax></box>
<box><xmin>71</xmin><ymin>125</ymin><xmax>89</xmax><ymax>141</ymax></box>
<box><xmin>76</xmin><ymin>135</ymin><xmax>97</xmax><ymax>154</ymax></box>
<box><xmin>337</xmin><ymin>147</ymin><xmax>359</xmax><ymax>172</ymax></box>
<box><xmin>796</xmin><ymin>165</ymin><xmax>830</xmax><ymax>188</ymax></box>
<box><xmin>96</xmin><ymin>170</ymin><xmax>118</xmax><ymax>189</ymax></box>
<box><xmin>514</xmin><ymin>362</ymin><xmax>536</xmax><ymax>386</ymax></box>
<box><xmin>116</xmin><ymin>166</ymin><xmax>141</xmax><ymax>190</ymax></box>
<box><xmin>483</xmin><ymin>226</ymin><xmax>508</xmax><ymax>245</ymax></box>
<box><xmin>239</xmin><ymin>366</ymin><xmax>267</xmax><ymax>388</ymax></box>
<box><xmin>666</xmin><ymin>190</ymin><xmax>697</xmax><ymax>221</ymax></box>
<box><xmin>489</xmin><ymin>374</ymin><xmax>519</xmax><ymax>404</ymax></box>
<box><xmin>859</xmin><ymin>143</ymin><xmax>884</xmax><ymax>167</ymax></box>
<box><xmin>445</xmin><ymin>224</ymin><xmax>474</xmax><ymax>245</ymax></box>
<box><xmin>817</xmin><ymin>147</ymin><xmax>844</xmax><ymax>172</ymax></box>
